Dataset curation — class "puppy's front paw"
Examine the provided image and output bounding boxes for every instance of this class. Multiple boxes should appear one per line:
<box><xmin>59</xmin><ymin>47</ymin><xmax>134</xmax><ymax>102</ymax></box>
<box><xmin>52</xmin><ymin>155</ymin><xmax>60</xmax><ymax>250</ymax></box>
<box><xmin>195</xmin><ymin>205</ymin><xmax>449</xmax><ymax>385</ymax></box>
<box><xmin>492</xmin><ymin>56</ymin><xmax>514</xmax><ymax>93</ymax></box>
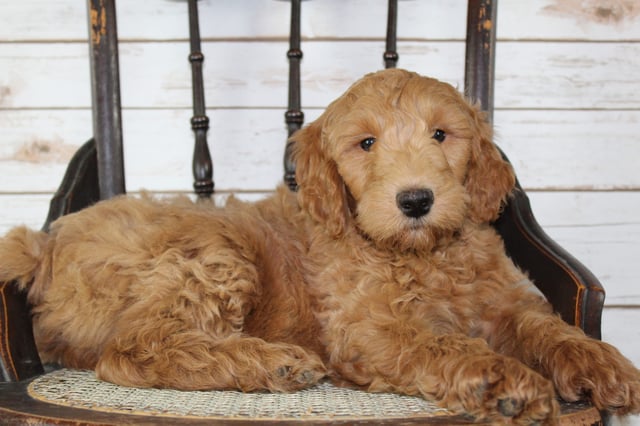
<box><xmin>265</xmin><ymin>343</ymin><xmax>327</xmax><ymax>392</ymax></box>
<box><xmin>551</xmin><ymin>338</ymin><xmax>640</xmax><ymax>415</ymax></box>
<box><xmin>443</xmin><ymin>354</ymin><xmax>558</xmax><ymax>425</ymax></box>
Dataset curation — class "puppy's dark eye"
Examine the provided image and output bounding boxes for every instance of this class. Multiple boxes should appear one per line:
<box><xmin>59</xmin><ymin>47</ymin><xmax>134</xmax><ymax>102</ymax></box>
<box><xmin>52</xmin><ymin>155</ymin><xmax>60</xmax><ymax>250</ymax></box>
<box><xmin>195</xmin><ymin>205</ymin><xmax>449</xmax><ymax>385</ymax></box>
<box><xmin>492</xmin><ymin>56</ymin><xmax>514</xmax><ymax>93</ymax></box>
<box><xmin>360</xmin><ymin>137</ymin><xmax>376</xmax><ymax>151</ymax></box>
<box><xmin>432</xmin><ymin>129</ymin><xmax>446</xmax><ymax>143</ymax></box>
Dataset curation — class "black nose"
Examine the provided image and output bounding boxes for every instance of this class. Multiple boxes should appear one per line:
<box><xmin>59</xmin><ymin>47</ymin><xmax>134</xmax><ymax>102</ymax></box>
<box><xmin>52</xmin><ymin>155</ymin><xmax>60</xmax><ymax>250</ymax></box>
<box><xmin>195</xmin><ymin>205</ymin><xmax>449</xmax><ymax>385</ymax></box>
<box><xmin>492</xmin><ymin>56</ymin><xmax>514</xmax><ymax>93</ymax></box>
<box><xmin>396</xmin><ymin>189</ymin><xmax>434</xmax><ymax>218</ymax></box>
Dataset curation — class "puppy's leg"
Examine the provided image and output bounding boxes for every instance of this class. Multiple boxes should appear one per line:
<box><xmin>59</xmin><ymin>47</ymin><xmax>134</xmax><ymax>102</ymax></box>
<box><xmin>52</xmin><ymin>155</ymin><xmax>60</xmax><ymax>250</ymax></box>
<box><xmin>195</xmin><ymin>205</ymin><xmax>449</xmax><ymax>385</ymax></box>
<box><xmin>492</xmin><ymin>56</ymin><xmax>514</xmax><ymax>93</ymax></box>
<box><xmin>97</xmin><ymin>331</ymin><xmax>325</xmax><ymax>392</ymax></box>
<box><xmin>327</xmin><ymin>323</ymin><xmax>558</xmax><ymax>424</ymax></box>
<box><xmin>489</xmin><ymin>305</ymin><xmax>640</xmax><ymax>416</ymax></box>
<box><xmin>92</xmin><ymin>258</ymin><xmax>325</xmax><ymax>392</ymax></box>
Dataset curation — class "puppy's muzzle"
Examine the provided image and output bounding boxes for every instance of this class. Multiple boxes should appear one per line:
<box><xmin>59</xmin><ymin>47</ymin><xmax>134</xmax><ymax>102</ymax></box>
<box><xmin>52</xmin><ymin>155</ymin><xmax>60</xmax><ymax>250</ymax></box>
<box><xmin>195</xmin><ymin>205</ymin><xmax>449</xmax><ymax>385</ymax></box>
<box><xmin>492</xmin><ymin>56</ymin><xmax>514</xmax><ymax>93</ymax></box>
<box><xmin>396</xmin><ymin>189</ymin><xmax>434</xmax><ymax>219</ymax></box>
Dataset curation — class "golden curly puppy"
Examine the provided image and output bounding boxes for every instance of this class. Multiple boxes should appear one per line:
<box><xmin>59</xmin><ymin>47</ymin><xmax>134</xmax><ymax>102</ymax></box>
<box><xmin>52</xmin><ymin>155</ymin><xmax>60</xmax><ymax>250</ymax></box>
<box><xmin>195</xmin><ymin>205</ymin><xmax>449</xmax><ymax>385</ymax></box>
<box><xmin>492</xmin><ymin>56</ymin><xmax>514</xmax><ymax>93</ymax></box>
<box><xmin>1</xmin><ymin>69</ymin><xmax>639</xmax><ymax>424</ymax></box>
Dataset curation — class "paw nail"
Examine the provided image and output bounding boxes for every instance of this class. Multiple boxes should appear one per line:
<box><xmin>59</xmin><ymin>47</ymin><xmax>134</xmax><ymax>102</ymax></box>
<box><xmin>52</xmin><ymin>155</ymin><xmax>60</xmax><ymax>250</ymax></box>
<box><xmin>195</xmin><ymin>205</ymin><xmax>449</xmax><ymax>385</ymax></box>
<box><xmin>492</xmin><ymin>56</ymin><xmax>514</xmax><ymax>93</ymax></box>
<box><xmin>297</xmin><ymin>370</ymin><xmax>316</xmax><ymax>384</ymax></box>
<box><xmin>276</xmin><ymin>366</ymin><xmax>291</xmax><ymax>377</ymax></box>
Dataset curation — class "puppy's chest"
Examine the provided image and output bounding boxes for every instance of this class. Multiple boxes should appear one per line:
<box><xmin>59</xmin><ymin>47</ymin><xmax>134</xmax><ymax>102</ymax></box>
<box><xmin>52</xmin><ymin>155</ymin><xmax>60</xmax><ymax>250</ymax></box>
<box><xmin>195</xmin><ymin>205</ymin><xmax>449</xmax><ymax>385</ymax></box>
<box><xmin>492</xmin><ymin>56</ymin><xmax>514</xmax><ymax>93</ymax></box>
<box><xmin>306</xmin><ymin>245</ymin><xmax>489</xmax><ymax>336</ymax></box>
<box><xmin>368</xmin><ymin>253</ymin><xmax>476</xmax><ymax>296</ymax></box>
<box><xmin>310</xmin><ymin>243</ymin><xmax>483</xmax><ymax>308</ymax></box>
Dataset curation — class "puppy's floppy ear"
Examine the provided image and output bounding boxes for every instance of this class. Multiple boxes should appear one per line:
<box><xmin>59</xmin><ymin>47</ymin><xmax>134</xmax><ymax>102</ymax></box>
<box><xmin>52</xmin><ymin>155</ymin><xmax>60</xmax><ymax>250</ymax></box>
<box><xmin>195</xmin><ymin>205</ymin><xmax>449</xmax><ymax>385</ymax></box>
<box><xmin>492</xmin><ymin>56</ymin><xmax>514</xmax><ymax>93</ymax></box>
<box><xmin>291</xmin><ymin>116</ymin><xmax>350</xmax><ymax>237</ymax></box>
<box><xmin>464</xmin><ymin>106</ymin><xmax>516</xmax><ymax>223</ymax></box>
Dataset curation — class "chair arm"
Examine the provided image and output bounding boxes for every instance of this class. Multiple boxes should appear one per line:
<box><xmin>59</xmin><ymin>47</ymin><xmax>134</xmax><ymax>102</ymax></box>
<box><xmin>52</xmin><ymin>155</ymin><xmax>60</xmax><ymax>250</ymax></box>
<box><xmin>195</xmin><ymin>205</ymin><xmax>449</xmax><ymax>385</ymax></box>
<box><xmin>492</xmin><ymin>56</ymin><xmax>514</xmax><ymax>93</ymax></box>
<box><xmin>493</xmin><ymin>186</ymin><xmax>605</xmax><ymax>340</ymax></box>
<box><xmin>0</xmin><ymin>281</ymin><xmax>43</xmax><ymax>382</ymax></box>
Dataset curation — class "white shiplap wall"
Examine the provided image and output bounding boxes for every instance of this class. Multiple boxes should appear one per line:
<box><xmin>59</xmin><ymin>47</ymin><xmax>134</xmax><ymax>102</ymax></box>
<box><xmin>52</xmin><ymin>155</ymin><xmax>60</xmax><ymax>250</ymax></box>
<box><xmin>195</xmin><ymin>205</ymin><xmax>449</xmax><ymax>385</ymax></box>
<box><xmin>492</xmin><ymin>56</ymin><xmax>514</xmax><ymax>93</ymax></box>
<box><xmin>1</xmin><ymin>0</ymin><xmax>639</xmax><ymax>423</ymax></box>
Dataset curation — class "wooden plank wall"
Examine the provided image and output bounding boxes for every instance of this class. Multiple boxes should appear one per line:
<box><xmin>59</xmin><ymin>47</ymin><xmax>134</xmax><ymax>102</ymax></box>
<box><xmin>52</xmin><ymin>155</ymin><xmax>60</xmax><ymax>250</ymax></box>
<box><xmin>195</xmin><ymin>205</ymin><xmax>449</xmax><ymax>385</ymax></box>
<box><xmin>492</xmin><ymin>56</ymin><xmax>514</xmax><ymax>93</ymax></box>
<box><xmin>0</xmin><ymin>1</ymin><xmax>639</xmax><ymax>422</ymax></box>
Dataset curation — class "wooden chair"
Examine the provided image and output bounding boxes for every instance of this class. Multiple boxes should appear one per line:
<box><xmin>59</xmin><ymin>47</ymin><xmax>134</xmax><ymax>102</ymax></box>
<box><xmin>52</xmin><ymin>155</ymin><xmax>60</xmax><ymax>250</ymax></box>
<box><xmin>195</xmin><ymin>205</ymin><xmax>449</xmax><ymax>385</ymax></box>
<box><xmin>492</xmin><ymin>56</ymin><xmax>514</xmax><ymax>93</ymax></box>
<box><xmin>0</xmin><ymin>0</ymin><xmax>607</xmax><ymax>424</ymax></box>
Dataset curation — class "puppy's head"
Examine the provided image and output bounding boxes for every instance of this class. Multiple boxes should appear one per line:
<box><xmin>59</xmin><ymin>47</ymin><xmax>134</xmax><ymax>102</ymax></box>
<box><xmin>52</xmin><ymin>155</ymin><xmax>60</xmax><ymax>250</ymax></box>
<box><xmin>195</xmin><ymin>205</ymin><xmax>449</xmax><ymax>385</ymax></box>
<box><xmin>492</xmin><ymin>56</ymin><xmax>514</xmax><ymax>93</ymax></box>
<box><xmin>292</xmin><ymin>69</ymin><xmax>515</xmax><ymax>250</ymax></box>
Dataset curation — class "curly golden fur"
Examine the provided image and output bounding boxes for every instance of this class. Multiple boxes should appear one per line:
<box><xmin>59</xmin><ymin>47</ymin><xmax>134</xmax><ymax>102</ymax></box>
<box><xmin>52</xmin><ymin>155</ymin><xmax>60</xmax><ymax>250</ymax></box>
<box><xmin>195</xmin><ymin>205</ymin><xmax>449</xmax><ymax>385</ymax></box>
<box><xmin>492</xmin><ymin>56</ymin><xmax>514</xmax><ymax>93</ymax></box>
<box><xmin>1</xmin><ymin>69</ymin><xmax>639</xmax><ymax>424</ymax></box>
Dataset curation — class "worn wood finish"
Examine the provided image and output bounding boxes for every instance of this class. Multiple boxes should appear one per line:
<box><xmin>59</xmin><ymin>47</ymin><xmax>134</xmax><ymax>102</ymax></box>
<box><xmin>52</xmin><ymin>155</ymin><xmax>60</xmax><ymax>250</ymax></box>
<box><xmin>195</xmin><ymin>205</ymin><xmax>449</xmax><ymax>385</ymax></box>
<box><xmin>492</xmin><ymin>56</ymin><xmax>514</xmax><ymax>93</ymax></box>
<box><xmin>2</xmin><ymin>0</ymin><xmax>639</xmax><ymax>42</ymax></box>
<box><xmin>2</xmin><ymin>41</ymin><xmax>639</xmax><ymax>110</ymax></box>
<box><xmin>87</xmin><ymin>0</ymin><xmax>125</xmax><ymax>200</ymax></box>
<box><xmin>465</xmin><ymin>0</ymin><xmax>496</xmax><ymax>122</ymax></box>
<box><xmin>602</xmin><ymin>309</ymin><xmax>640</xmax><ymax>367</ymax></box>
<box><xmin>528</xmin><ymin>191</ymin><xmax>640</xmax><ymax>307</ymax></box>
<box><xmin>2</xmin><ymin>109</ymin><xmax>639</xmax><ymax>193</ymax></box>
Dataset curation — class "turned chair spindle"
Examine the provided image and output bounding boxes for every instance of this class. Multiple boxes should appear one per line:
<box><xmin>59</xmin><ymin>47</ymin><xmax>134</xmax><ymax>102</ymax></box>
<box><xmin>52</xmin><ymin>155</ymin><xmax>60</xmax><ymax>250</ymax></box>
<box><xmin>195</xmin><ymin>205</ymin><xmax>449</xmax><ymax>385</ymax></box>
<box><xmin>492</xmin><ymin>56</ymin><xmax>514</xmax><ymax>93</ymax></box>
<box><xmin>283</xmin><ymin>0</ymin><xmax>304</xmax><ymax>191</ymax></box>
<box><xmin>188</xmin><ymin>0</ymin><xmax>214</xmax><ymax>199</ymax></box>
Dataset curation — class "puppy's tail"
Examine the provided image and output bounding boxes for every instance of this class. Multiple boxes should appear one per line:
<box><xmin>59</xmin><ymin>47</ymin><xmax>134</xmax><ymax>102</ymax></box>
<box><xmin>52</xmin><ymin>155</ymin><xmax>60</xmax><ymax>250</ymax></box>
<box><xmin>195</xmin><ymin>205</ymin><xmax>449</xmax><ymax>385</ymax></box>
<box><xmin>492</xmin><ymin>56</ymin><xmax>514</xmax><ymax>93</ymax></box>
<box><xmin>0</xmin><ymin>226</ymin><xmax>48</xmax><ymax>292</ymax></box>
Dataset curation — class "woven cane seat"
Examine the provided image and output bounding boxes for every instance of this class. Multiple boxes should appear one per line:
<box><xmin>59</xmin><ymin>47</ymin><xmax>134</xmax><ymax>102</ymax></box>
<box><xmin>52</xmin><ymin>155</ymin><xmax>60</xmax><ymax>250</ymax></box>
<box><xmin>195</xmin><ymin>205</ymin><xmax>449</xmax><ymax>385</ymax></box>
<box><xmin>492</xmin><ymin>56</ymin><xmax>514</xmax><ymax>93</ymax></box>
<box><xmin>6</xmin><ymin>368</ymin><xmax>600</xmax><ymax>425</ymax></box>
<box><xmin>26</xmin><ymin>368</ymin><xmax>453</xmax><ymax>423</ymax></box>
